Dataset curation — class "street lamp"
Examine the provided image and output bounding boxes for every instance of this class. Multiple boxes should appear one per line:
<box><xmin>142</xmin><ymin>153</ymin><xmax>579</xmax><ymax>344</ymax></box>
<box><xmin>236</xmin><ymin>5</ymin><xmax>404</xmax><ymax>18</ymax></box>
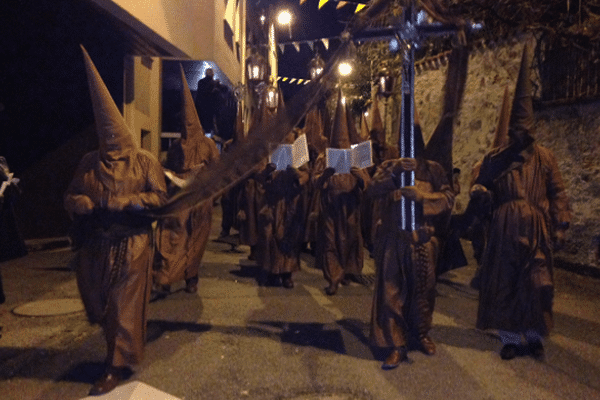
<box><xmin>338</xmin><ymin>61</ymin><xmax>353</xmax><ymax>77</ymax></box>
<box><xmin>377</xmin><ymin>64</ymin><xmax>396</xmax><ymax>98</ymax></box>
<box><xmin>309</xmin><ymin>52</ymin><xmax>326</xmax><ymax>80</ymax></box>
<box><xmin>267</xmin><ymin>7</ymin><xmax>293</xmax><ymax>86</ymax></box>
<box><xmin>246</xmin><ymin>48</ymin><xmax>268</xmax><ymax>83</ymax></box>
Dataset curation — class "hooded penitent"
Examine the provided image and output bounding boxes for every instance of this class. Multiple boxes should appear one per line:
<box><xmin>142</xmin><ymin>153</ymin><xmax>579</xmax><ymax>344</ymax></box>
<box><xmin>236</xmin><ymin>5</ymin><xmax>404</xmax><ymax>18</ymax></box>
<box><xmin>80</xmin><ymin>45</ymin><xmax>137</xmax><ymax>192</ymax></box>
<box><xmin>165</xmin><ymin>65</ymin><xmax>219</xmax><ymax>174</ymax></box>
<box><xmin>329</xmin><ymin>89</ymin><xmax>351</xmax><ymax>149</ymax></box>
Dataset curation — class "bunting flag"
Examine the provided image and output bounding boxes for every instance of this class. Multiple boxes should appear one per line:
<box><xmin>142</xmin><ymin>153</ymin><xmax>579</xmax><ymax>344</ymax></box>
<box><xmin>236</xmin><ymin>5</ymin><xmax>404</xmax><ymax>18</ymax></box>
<box><xmin>355</xmin><ymin>3</ymin><xmax>366</xmax><ymax>12</ymax></box>
<box><xmin>337</xmin><ymin>1</ymin><xmax>348</xmax><ymax>9</ymax></box>
<box><xmin>277</xmin><ymin>36</ymin><xmax>339</xmax><ymax>54</ymax></box>
<box><xmin>300</xmin><ymin>0</ymin><xmax>307</xmax><ymax>4</ymax></box>
<box><xmin>318</xmin><ymin>0</ymin><xmax>329</xmax><ymax>9</ymax></box>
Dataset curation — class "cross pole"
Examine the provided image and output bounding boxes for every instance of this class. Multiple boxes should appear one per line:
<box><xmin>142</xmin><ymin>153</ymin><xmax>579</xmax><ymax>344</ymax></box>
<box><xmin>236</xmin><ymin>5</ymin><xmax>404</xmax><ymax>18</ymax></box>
<box><xmin>394</xmin><ymin>1</ymin><xmax>458</xmax><ymax>231</ymax></box>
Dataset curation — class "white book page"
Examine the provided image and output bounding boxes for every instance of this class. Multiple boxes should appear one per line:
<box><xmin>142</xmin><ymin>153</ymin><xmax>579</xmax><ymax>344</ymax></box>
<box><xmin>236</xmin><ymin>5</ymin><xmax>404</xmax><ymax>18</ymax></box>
<box><xmin>350</xmin><ymin>140</ymin><xmax>373</xmax><ymax>169</ymax></box>
<box><xmin>326</xmin><ymin>148</ymin><xmax>351</xmax><ymax>174</ymax></box>
<box><xmin>291</xmin><ymin>134</ymin><xmax>309</xmax><ymax>168</ymax></box>
<box><xmin>269</xmin><ymin>144</ymin><xmax>293</xmax><ymax>170</ymax></box>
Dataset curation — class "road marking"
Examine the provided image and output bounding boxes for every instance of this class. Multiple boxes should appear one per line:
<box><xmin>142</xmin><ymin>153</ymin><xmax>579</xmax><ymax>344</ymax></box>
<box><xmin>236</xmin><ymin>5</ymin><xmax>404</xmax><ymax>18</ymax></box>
<box><xmin>302</xmin><ymin>284</ymin><xmax>344</xmax><ymax>320</ymax></box>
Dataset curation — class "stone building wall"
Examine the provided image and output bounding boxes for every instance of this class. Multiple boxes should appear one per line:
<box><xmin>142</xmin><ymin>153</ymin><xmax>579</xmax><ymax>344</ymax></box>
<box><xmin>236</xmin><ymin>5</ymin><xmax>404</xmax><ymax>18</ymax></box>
<box><xmin>387</xmin><ymin>40</ymin><xmax>600</xmax><ymax>270</ymax></box>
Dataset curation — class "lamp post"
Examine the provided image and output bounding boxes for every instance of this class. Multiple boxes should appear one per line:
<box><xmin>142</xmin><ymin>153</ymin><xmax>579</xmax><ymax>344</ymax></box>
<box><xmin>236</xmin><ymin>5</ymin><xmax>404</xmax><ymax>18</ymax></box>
<box><xmin>266</xmin><ymin>7</ymin><xmax>293</xmax><ymax>88</ymax></box>
<box><xmin>377</xmin><ymin>64</ymin><xmax>396</xmax><ymax>145</ymax></box>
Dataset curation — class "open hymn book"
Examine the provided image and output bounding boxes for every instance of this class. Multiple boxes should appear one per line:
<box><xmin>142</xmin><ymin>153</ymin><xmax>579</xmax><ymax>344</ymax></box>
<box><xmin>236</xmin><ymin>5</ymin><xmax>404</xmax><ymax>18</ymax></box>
<box><xmin>268</xmin><ymin>134</ymin><xmax>310</xmax><ymax>170</ymax></box>
<box><xmin>326</xmin><ymin>140</ymin><xmax>373</xmax><ymax>174</ymax></box>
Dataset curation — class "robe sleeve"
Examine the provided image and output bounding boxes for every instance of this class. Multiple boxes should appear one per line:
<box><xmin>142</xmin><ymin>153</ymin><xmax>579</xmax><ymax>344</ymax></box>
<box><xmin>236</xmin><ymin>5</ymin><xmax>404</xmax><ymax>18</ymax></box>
<box><xmin>542</xmin><ymin>147</ymin><xmax>571</xmax><ymax>230</ymax></box>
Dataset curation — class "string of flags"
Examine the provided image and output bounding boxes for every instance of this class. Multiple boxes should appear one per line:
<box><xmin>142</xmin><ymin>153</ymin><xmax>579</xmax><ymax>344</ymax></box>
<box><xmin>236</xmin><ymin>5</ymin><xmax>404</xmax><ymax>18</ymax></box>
<box><xmin>299</xmin><ymin>0</ymin><xmax>367</xmax><ymax>13</ymax></box>
<box><xmin>277</xmin><ymin>36</ymin><xmax>340</xmax><ymax>54</ymax></box>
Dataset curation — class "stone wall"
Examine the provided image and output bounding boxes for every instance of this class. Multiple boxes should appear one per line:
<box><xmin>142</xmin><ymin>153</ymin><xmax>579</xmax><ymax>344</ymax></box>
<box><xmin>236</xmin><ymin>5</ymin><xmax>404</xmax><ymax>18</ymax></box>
<box><xmin>388</xmin><ymin>40</ymin><xmax>600</xmax><ymax>270</ymax></box>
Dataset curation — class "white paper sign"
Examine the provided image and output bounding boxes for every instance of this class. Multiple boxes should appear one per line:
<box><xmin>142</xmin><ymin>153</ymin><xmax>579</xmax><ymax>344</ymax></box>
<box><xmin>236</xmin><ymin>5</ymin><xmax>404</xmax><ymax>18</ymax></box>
<box><xmin>269</xmin><ymin>134</ymin><xmax>309</xmax><ymax>170</ymax></box>
<box><xmin>326</xmin><ymin>140</ymin><xmax>373</xmax><ymax>174</ymax></box>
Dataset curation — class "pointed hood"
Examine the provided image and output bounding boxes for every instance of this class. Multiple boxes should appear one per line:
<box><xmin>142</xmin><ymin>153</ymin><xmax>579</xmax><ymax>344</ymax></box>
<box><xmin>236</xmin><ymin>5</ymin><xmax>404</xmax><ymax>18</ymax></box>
<box><xmin>369</xmin><ymin>94</ymin><xmax>385</xmax><ymax>144</ymax></box>
<box><xmin>360</xmin><ymin>111</ymin><xmax>370</xmax><ymax>141</ymax></box>
<box><xmin>424</xmin><ymin>45</ymin><xmax>469</xmax><ymax>176</ymax></box>
<box><xmin>412</xmin><ymin>108</ymin><xmax>426</xmax><ymax>159</ymax></box>
<box><xmin>80</xmin><ymin>45</ymin><xmax>136</xmax><ymax>163</ymax></box>
<box><xmin>346</xmin><ymin>104</ymin><xmax>365</xmax><ymax>144</ymax></box>
<box><xmin>304</xmin><ymin>106</ymin><xmax>328</xmax><ymax>154</ymax></box>
<box><xmin>492</xmin><ymin>86</ymin><xmax>511</xmax><ymax>149</ymax></box>
<box><xmin>233</xmin><ymin>100</ymin><xmax>245</xmax><ymax>144</ymax></box>
<box><xmin>329</xmin><ymin>89</ymin><xmax>351</xmax><ymax>149</ymax></box>
<box><xmin>165</xmin><ymin>64</ymin><xmax>219</xmax><ymax>173</ymax></box>
<box><xmin>509</xmin><ymin>42</ymin><xmax>535</xmax><ymax>144</ymax></box>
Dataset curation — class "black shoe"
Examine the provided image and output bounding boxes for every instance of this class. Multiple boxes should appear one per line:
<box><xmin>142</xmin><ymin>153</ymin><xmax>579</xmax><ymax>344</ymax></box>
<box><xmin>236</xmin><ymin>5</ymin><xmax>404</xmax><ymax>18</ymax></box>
<box><xmin>281</xmin><ymin>274</ymin><xmax>294</xmax><ymax>289</ymax></box>
<box><xmin>89</xmin><ymin>366</ymin><xmax>130</xmax><ymax>396</ymax></box>
<box><xmin>185</xmin><ymin>276</ymin><xmax>198</xmax><ymax>293</ymax></box>
<box><xmin>325</xmin><ymin>282</ymin><xmax>338</xmax><ymax>296</ymax></box>
<box><xmin>382</xmin><ymin>347</ymin><xmax>408</xmax><ymax>370</ymax></box>
<box><xmin>528</xmin><ymin>341</ymin><xmax>544</xmax><ymax>359</ymax></box>
<box><xmin>419</xmin><ymin>335</ymin><xmax>436</xmax><ymax>355</ymax></box>
<box><xmin>500</xmin><ymin>344</ymin><xmax>519</xmax><ymax>360</ymax></box>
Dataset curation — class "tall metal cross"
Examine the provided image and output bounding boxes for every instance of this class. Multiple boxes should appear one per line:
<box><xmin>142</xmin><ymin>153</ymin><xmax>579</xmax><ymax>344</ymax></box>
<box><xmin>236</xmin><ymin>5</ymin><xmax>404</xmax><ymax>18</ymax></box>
<box><xmin>395</xmin><ymin>1</ymin><xmax>459</xmax><ymax>231</ymax></box>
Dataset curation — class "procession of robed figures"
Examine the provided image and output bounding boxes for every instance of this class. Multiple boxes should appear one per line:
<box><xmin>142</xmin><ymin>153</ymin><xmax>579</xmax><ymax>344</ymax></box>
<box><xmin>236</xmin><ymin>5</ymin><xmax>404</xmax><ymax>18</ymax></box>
<box><xmin>64</xmin><ymin>17</ymin><xmax>571</xmax><ymax>394</ymax></box>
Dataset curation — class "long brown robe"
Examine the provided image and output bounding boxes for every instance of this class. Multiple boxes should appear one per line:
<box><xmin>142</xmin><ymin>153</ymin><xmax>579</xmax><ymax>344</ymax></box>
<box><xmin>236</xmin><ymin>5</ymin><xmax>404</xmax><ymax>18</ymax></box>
<box><xmin>313</xmin><ymin>154</ymin><xmax>370</xmax><ymax>285</ymax></box>
<box><xmin>256</xmin><ymin>165</ymin><xmax>309</xmax><ymax>275</ymax></box>
<box><xmin>154</xmin><ymin>65</ymin><xmax>220</xmax><ymax>286</ymax></box>
<box><xmin>65</xmin><ymin>150</ymin><xmax>166</xmax><ymax>367</ymax></box>
<box><xmin>369</xmin><ymin>159</ymin><xmax>454</xmax><ymax>349</ymax></box>
<box><xmin>473</xmin><ymin>144</ymin><xmax>571</xmax><ymax>336</ymax></box>
<box><xmin>154</xmin><ymin>139</ymin><xmax>219</xmax><ymax>286</ymax></box>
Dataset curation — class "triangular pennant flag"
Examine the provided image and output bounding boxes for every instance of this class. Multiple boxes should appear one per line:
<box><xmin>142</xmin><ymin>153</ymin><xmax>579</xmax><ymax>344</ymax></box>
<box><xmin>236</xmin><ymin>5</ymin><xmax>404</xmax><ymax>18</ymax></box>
<box><xmin>300</xmin><ymin>0</ymin><xmax>307</xmax><ymax>4</ymax></box>
<box><xmin>290</xmin><ymin>78</ymin><xmax>297</xmax><ymax>84</ymax></box>
<box><xmin>278</xmin><ymin>43</ymin><xmax>285</xmax><ymax>54</ymax></box>
<box><xmin>282</xmin><ymin>77</ymin><xmax>289</xmax><ymax>82</ymax></box>
<box><xmin>298</xmin><ymin>79</ymin><xmax>304</xmax><ymax>84</ymax></box>
<box><xmin>318</xmin><ymin>0</ymin><xmax>329</xmax><ymax>9</ymax></box>
<box><xmin>293</xmin><ymin>42</ymin><xmax>301</xmax><ymax>52</ymax></box>
<box><xmin>355</xmin><ymin>3</ymin><xmax>366</xmax><ymax>13</ymax></box>
<box><xmin>322</xmin><ymin>38</ymin><xmax>329</xmax><ymax>50</ymax></box>
<box><xmin>277</xmin><ymin>76</ymin><xmax>282</xmax><ymax>81</ymax></box>
<box><xmin>308</xmin><ymin>41</ymin><xmax>314</xmax><ymax>51</ymax></box>
<box><xmin>337</xmin><ymin>1</ymin><xmax>348</xmax><ymax>9</ymax></box>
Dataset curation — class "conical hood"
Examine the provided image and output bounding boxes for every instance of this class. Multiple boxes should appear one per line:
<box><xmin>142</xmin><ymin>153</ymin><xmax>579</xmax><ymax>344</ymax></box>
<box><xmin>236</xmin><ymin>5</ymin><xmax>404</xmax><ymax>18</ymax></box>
<box><xmin>329</xmin><ymin>89</ymin><xmax>351</xmax><ymax>149</ymax></box>
<box><xmin>492</xmin><ymin>86</ymin><xmax>511</xmax><ymax>148</ymax></box>
<box><xmin>179</xmin><ymin>64</ymin><xmax>205</xmax><ymax>141</ymax></box>
<box><xmin>509</xmin><ymin>43</ymin><xmax>535</xmax><ymax>141</ymax></box>
<box><xmin>360</xmin><ymin>112</ymin><xmax>370</xmax><ymax>141</ymax></box>
<box><xmin>304</xmin><ymin>106</ymin><xmax>328</xmax><ymax>154</ymax></box>
<box><xmin>346</xmin><ymin>104</ymin><xmax>365</xmax><ymax>144</ymax></box>
<box><xmin>233</xmin><ymin>100</ymin><xmax>245</xmax><ymax>144</ymax></box>
<box><xmin>369</xmin><ymin>94</ymin><xmax>385</xmax><ymax>144</ymax></box>
<box><xmin>165</xmin><ymin>64</ymin><xmax>219</xmax><ymax>173</ymax></box>
<box><xmin>423</xmin><ymin>45</ymin><xmax>469</xmax><ymax>175</ymax></box>
<box><xmin>411</xmin><ymin>108</ymin><xmax>426</xmax><ymax>159</ymax></box>
<box><xmin>80</xmin><ymin>45</ymin><xmax>136</xmax><ymax>162</ymax></box>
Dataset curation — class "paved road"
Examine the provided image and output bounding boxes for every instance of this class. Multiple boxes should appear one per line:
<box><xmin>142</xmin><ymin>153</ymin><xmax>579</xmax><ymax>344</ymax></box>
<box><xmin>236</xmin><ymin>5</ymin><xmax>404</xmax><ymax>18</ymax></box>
<box><xmin>1</xmin><ymin>207</ymin><xmax>600</xmax><ymax>400</ymax></box>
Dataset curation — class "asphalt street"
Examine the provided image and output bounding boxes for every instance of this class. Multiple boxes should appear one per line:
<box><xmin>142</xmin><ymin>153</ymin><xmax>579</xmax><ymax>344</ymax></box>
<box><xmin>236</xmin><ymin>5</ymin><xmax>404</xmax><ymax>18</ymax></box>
<box><xmin>1</xmin><ymin>206</ymin><xmax>600</xmax><ymax>400</ymax></box>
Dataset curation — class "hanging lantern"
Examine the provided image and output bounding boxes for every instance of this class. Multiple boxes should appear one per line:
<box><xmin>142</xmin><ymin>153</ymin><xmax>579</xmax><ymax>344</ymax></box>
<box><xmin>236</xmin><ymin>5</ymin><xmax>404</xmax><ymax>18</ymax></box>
<box><xmin>377</xmin><ymin>65</ymin><xmax>395</xmax><ymax>98</ymax></box>
<box><xmin>246</xmin><ymin>50</ymin><xmax>268</xmax><ymax>83</ymax></box>
<box><xmin>264</xmin><ymin>84</ymin><xmax>279</xmax><ymax>110</ymax></box>
<box><xmin>308</xmin><ymin>52</ymin><xmax>325</xmax><ymax>80</ymax></box>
